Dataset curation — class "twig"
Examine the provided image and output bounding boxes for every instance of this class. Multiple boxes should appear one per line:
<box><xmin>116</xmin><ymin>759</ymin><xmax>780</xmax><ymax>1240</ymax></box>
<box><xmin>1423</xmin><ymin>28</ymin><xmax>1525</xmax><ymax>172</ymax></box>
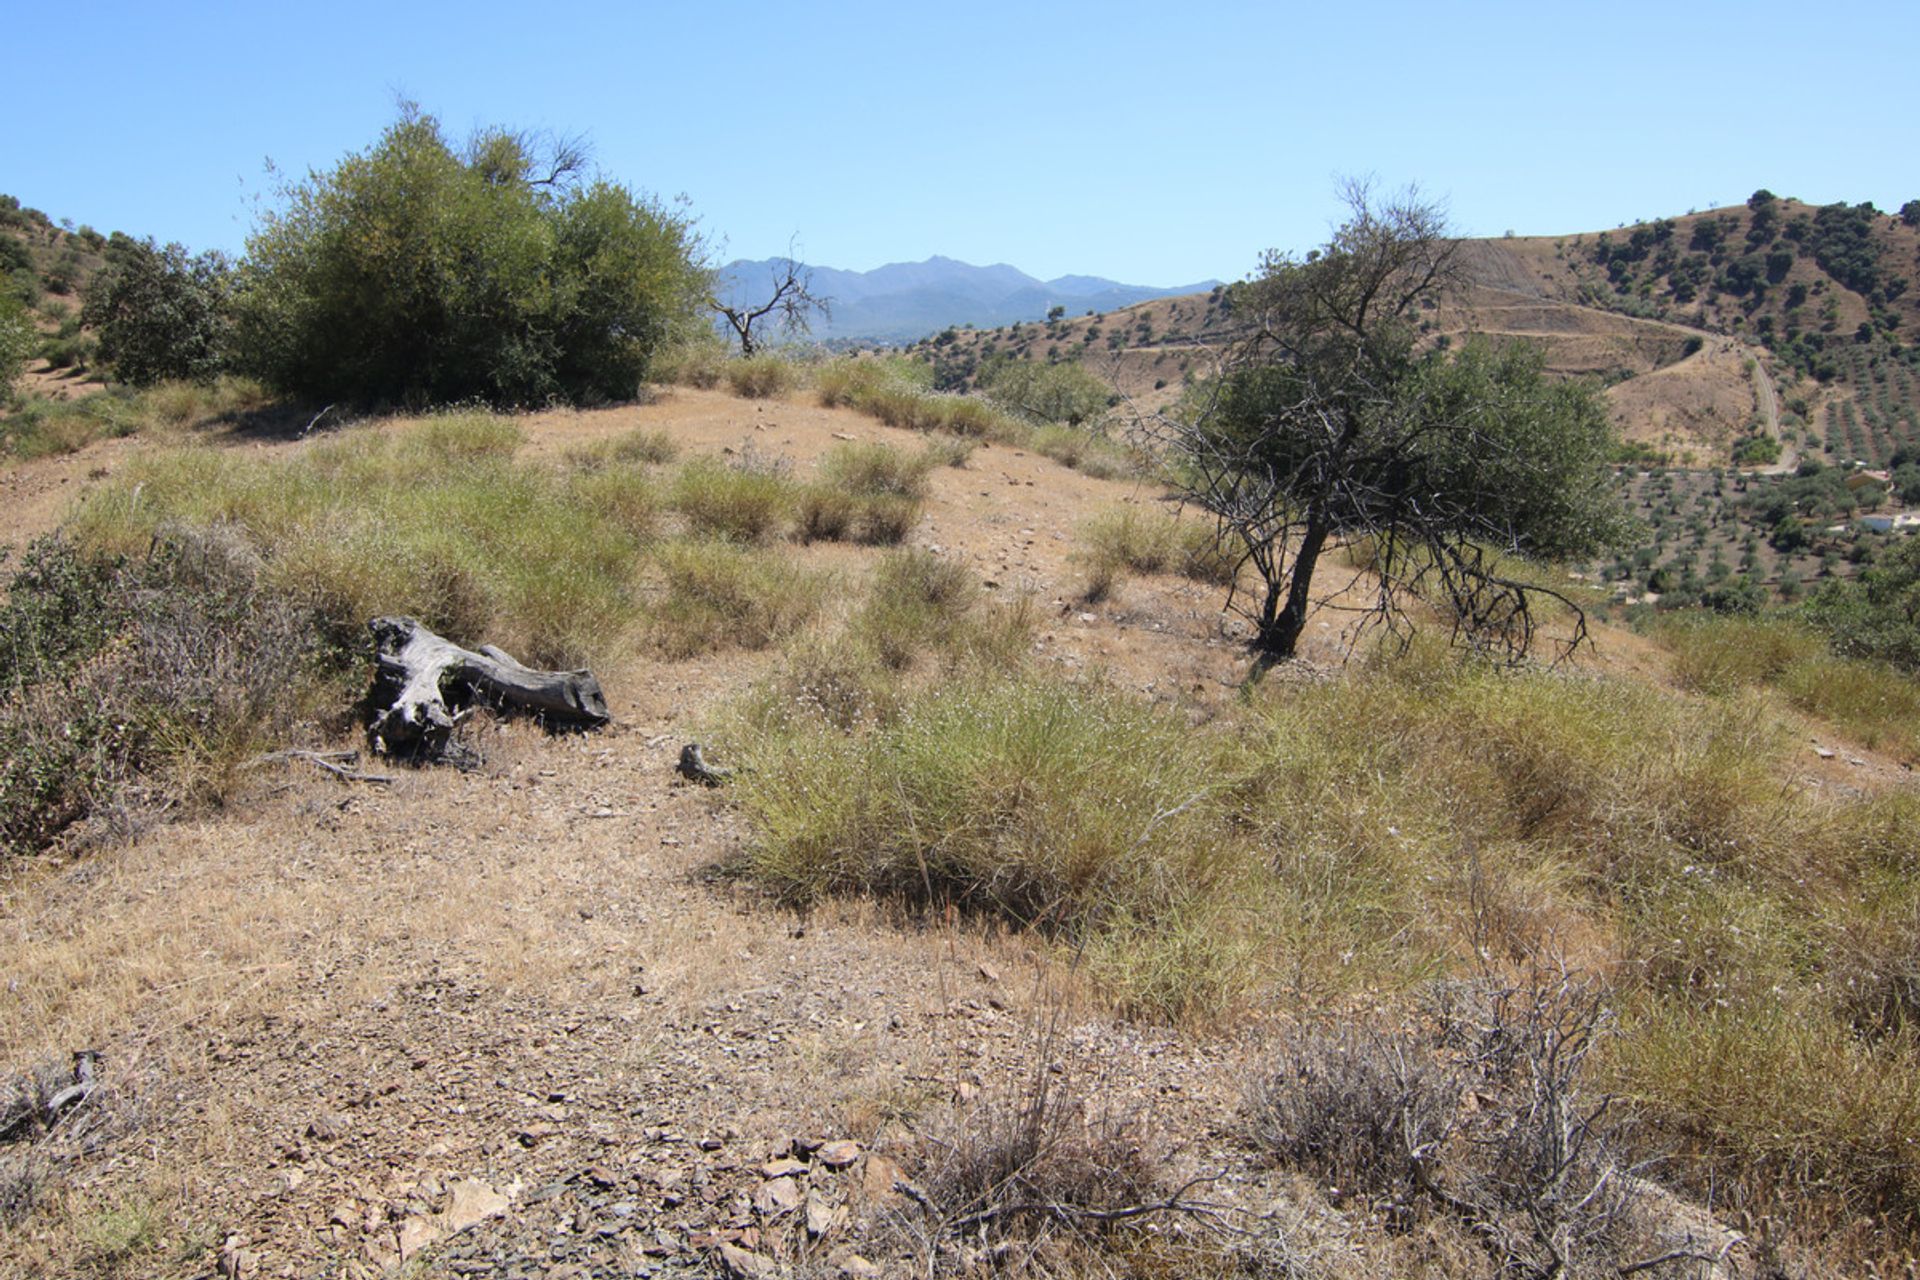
<box><xmin>251</xmin><ymin>748</ymin><xmax>394</xmax><ymax>785</ymax></box>
<box><xmin>1618</xmin><ymin>1236</ymin><xmax>1742</xmax><ymax>1276</ymax></box>
<box><xmin>301</xmin><ymin>403</ymin><xmax>336</xmax><ymax>436</ymax></box>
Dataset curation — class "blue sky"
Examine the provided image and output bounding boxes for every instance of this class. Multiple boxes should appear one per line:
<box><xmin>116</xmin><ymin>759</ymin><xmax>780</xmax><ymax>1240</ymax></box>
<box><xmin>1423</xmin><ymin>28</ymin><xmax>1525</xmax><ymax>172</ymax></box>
<box><xmin>5</xmin><ymin>1</ymin><xmax>1914</xmax><ymax>285</ymax></box>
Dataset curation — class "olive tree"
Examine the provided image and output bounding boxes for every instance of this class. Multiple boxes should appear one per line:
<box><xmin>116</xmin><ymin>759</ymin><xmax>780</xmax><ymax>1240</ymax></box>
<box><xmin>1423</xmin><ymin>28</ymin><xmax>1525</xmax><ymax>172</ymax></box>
<box><xmin>1154</xmin><ymin>183</ymin><xmax>1630</xmax><ymax>667</ymax></box>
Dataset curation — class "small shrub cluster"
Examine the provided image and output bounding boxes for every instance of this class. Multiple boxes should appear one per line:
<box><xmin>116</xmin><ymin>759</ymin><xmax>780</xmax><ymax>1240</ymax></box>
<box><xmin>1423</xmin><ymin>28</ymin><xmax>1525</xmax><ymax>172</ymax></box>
<box><xmin>567</xmin><ymin>425</ymin><xmax>679</xmax><ymax>470</ymax></box>
<box><xmin>722</xmin><ymin>353</ymin><xmax>804</xmax><ymax>399</ymax></box>
<box><xmin>0</xmin><ymin>533</ymin><xmax>328</xmax><ymax>858</ymax></box>
<box><xmin>651</xmin><ymin>540</ymin><xmax>825</xmax><ymax>659</ymax></box>
<box><xmin>669</xmin><ymin>455</ymin><xmax>794</xmax><ymax>543</ymax></box>
<box><xmin>797</xmin><ymin>441</ymin><xmax>938</xmax><ymax>546</ymax></box>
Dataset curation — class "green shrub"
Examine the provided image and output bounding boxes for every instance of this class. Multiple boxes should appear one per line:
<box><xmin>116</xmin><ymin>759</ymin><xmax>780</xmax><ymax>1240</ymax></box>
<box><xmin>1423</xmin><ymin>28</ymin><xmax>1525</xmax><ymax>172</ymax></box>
<box><xmin>81</xmin><ymin>238</ymin><xmax>232</xmax><ymax>385</ymax></box>
<box><xmin>853</xmin><ymin>548</ymin><xmax>978</xmax><ymax>668</ymax></box>
<box><xmin>0</xmin><ymin>290</ymin><xmax>32</xmax><ymax>392</ymax></box>
<box><xmin>669</xmin><ymin>456</ymin><xmax>794</xmax><ymax>542</ymax></box>
<box><xmin>979</xmin><ymin>357</ymin><xmax>1112</xmax><ymax>427</ymax></box>
<box><xmin>233</xmin><ymin>107</ymin><xmax>708</xmax><ymax>407</ymax></box>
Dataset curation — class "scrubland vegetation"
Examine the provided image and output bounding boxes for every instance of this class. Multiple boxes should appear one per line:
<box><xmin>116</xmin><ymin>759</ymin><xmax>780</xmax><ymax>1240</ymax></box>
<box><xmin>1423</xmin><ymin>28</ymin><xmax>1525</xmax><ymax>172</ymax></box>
<box><xmin>10</xmin><ymin>142</ymin><xmax>1920</xmax><ymax>1276</ymax></box>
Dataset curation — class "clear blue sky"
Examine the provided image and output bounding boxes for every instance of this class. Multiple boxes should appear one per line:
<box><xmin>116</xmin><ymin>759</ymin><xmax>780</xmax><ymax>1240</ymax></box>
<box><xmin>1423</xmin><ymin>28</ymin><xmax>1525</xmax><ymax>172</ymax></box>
<box><xmin>5</xmin><ymin>0</ymin><xmax>1914</xmax><ymax>286</ymax></box>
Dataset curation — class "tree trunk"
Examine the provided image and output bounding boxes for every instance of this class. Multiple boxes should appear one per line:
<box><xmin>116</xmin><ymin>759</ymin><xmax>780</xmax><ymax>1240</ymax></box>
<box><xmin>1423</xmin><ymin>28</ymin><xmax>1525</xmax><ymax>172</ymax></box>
<box><xmin>366</xmin><ymin>616</ymin><xmax>610</xmax><ymax>762</ymax></box>
<box><xmin>1256</xmin><ymin>515</ymin><xmax>1331</xmax><ymax>664</ymax></box>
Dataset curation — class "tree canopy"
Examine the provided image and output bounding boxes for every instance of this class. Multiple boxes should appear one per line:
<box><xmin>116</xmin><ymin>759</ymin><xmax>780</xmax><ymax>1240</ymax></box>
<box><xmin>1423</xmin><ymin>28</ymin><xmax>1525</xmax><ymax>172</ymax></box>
<box><xmin>82</xmin><ymin>237</ymin><xmax>232</xmax><ymax>386</ymax></box>
<box><xmin>232</xmin><ymin>108</ymin><xmax>710</xmax><ymax>408</ymax></box>
<box><xmin>1157</xmin><ymin>183</ymin><xmax>1630</xmax><ymax>664</ymax></box>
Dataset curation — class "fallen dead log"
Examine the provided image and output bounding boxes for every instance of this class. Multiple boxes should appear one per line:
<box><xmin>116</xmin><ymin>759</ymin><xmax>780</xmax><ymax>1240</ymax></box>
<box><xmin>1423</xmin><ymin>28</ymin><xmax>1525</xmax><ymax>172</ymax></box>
<box><xmin>367</xmin><ymin>616</ymin><xmax>610</xmax><ymax>763</ymax></box>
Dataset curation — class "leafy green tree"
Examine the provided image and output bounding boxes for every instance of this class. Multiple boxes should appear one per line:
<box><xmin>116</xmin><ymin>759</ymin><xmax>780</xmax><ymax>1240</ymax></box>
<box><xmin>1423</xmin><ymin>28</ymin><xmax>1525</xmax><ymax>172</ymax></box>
<box><xmin>1152</xmin><ymin>184</ymin><xmax>1630</xmax><ymax>666</ymax></box>
<box><xmin>1805</xmin><ymin>534</ymin><xmax>1920</xmax><ymax>669</ymax></box>
<box><xmin>80</xmin><ymin>238</ymin><xmax>232</xmax><ymax>385</ymax></box>
<box><xmin>233</xmin><ymin>108</ymin><xmax>709</xmax><ymax>407</ymax></box>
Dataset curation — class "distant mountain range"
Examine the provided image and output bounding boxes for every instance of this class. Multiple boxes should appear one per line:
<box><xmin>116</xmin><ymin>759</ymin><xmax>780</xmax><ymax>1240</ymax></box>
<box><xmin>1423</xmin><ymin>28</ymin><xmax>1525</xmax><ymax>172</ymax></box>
<box><xmin>715</xmin><ymin>254</ymin><xmax>1219</xmax><ymax>344</ymax></box>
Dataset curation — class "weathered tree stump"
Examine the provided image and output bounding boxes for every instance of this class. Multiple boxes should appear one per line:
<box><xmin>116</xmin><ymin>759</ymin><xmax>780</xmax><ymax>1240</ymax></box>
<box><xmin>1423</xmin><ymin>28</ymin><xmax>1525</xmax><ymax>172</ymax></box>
<box><xmin>367</xmin><ymin>616</ymin><xmax>610</xmax><ymax>763</ymax></box>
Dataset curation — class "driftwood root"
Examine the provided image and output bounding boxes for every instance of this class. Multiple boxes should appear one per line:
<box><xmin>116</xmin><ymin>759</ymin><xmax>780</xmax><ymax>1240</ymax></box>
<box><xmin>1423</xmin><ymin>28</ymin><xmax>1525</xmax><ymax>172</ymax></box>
<box><xmin>367</xmin><ymin>617</ymin><xmax>610</xmax><ymax>763</ymax></box>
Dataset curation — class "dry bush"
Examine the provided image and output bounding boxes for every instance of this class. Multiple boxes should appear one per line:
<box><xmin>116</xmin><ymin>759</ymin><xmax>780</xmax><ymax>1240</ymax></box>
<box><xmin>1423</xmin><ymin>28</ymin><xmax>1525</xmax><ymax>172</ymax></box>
<box><xmin>1248</xmin><ymin>964</ymin><xmax>1687</xmax><ymax>1278</ymax></box>
<box><xmin>1</xmin><ymin>530</ymin><xmax>329</xmax><ymax>857</ymax></box>
<box><xmin>915</xmin><ymin>1064</ymin><xmax>1164</xmax><ymax>1253</ymax></box>
<box><xmin>724</xmin><ymin>354</ymin><xmax>804</xmax><ymax>399</ymax></box>
<box><xmin>1245</xmin><ymin>1025</ymin><xmax>1456</xmax><ymax>1216</ymax></box>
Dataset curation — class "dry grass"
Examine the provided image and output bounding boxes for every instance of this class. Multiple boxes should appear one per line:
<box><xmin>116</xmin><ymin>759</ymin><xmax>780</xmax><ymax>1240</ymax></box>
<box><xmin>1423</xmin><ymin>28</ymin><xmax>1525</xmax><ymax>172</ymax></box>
<box><xmin>1656</xmin><ymin>612</ymin><xmax>1920</xmax><ymax>756</ymax></box>
<box><xmin>651</xmin><ymin>539</ymin><xmax>827</xmax><ymax>659</ymax></box>
<box><xmin>669</xmin><ymin>455</ymin><xmax>796</xmax><ymax>544</ymax></box>
<box><xmin>723</xmin><ymin>353</ymin><xmax>805</xmax><ymax>400</ymax></box>
<box><xmin>1076</xmin><ymin>506</ymin><xmax>1237</xmax><ymax>592</ymax></box>
<box><xmin>66</xmin><ymin>410</ymin><xmax>648</xmax><ymax>666</ymax></box>
<box><xmin>1</xmin><ymin>377</ymin><xmax>273</xmax><ymax>460</ymax></box>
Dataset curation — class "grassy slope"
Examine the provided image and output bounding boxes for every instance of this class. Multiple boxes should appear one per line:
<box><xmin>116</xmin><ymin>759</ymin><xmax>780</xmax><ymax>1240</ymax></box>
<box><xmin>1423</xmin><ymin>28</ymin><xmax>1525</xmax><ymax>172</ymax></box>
<box><xmin>3</xmin><ymin>375</ymin><xmax>1919</xmax><ymax>1273</ymax></box>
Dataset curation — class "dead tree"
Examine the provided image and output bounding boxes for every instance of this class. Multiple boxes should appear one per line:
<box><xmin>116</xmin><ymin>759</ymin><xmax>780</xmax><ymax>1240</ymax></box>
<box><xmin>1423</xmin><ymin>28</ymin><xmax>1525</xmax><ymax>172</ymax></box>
<box><xmin>714</xmin><ymin>249</ymin><xmax>830</xmax><ymax>355</ymax></box>
<box><xmin>367</xmin><ymin>617</ymin><xmax>609</xmax><ymax>763</ymax></box>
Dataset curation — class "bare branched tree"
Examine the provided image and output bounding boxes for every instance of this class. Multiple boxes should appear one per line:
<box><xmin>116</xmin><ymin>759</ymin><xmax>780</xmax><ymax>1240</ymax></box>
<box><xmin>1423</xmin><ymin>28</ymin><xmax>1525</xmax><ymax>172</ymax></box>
<box><xmin>713</xmin><ymin>244</ymin><xmax>831</xmax><ymax>355</ymax></box>
<box><xmin>1147</xmin><ymin>180</ymin><xmax>1630</xmax><ymax>671</ymax></box>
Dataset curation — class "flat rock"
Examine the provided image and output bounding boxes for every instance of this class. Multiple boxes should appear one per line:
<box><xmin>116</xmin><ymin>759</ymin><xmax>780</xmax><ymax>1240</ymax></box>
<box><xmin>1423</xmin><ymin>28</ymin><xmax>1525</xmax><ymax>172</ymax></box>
<box><xmin>817</xmin><ymin>1139</ymin><xmax>860</xmax><ymax>1169</ymax></box>
<box><xmin>752</xmin><ymin>1175</ymin><xmax>803</xmax><ymax>1216</ymax></box>
<box><xmin>805</xmin><ymin>1191</ymin><xmax>836</xmax><ymax>1239</ymax></box>
<box><xmin>860</xmin><ymin>1154</ymin><xmax>904</xmax><ymax>1204</ymax></box>
<box><xmin>442</xmin><ymin>1178</ymin><xmax>511</xmax><ymax>1235</ymax></box>
<box><xmin>719</xmin><ymin>1243</ymin><xmax>780</xmax><ymax>1279</ymax></box>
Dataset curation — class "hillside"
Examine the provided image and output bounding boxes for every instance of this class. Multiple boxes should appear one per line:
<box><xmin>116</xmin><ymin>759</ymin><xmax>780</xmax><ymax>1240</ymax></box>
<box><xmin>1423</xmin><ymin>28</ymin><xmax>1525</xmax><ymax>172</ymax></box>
<box><xmin>4</xmin><ymin>365</ymin><xmax>1920</xmax><ymax>1275</ymax></box>
<box><xmin>715</xmin><ymin>254</ymin><xmax>1217</xmax><ymax>343</ymax></box>
<box><xmin>917</xmin><ymin>195</ymin><xmax>1920</xmax><ymax>468</ymax></box>
<box><xmin>0</xmin><ymin>194</ymin><xmax>119</xmax><ymax>400</ymax></box>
